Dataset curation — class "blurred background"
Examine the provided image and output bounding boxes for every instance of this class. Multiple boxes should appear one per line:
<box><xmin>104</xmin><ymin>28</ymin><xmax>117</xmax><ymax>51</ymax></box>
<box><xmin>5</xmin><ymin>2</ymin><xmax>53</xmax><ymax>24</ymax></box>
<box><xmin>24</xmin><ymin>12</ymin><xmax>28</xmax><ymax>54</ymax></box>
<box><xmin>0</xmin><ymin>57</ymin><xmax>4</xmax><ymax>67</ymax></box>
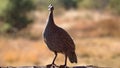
<box><xmin>0</xmin><ymin>0</ymin><xmax>120</xmax><ymax>67</ymax></box>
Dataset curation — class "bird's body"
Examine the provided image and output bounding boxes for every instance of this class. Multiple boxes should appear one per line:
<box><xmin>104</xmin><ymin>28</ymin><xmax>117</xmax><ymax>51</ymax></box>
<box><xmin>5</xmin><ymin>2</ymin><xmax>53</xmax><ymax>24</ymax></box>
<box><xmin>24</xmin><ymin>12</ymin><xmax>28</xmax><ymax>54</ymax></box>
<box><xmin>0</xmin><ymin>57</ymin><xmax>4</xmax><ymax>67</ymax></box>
<box><xmin>43</xmin><ymin>4</ymin><xmax>77</xmax><ymax>67</ymax></box>
<box><xmin>44</xmin><ymin>24</ymin><xmax>75</xmax><ymax>54</ymax></box>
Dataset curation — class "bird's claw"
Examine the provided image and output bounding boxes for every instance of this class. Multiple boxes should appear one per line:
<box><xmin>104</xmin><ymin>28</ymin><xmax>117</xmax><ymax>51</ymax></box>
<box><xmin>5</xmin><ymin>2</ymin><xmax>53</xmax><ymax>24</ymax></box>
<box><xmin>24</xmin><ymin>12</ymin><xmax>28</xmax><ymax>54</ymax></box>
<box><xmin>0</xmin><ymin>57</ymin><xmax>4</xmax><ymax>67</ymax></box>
<box><xmin>47</xmin><ymin>64</ymin><xmax>57</xmax><ymax>68</ymax></box>
<box><xmin>60</xmin><ymin>65</ymin><xmax>69</xmax><ymax>68</ymax></box>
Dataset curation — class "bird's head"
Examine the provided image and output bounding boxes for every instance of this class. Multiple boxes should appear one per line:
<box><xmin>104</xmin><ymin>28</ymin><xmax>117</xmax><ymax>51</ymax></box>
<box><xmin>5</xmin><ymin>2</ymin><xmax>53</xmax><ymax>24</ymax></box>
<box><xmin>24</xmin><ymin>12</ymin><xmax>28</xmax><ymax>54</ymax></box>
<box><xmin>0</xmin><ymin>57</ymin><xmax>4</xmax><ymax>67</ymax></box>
<box><xmin>48</xmin><ymin>4</ymin><xmax>54</xmax><ymax>11</ymax></box>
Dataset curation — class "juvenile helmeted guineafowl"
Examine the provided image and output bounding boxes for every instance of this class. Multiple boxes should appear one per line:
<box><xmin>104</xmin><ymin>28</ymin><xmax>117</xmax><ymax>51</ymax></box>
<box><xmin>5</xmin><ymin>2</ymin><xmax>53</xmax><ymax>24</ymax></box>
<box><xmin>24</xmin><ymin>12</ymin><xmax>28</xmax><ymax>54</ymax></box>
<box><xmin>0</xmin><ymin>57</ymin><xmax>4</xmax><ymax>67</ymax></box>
<box><xmin>43</xmin><ymin>4</ymin><xmax>77</xmax><ymax>68</ymax></box>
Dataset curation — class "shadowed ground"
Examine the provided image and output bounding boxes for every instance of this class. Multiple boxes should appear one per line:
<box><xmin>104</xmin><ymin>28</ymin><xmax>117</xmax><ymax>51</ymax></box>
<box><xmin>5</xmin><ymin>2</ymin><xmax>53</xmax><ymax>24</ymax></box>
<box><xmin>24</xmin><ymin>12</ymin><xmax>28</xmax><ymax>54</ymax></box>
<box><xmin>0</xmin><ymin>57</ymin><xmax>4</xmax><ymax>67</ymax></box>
<box><xmin>0</xmin><ymin>65</ymin><xmax>110</xmax><ymax>68</ymax></box>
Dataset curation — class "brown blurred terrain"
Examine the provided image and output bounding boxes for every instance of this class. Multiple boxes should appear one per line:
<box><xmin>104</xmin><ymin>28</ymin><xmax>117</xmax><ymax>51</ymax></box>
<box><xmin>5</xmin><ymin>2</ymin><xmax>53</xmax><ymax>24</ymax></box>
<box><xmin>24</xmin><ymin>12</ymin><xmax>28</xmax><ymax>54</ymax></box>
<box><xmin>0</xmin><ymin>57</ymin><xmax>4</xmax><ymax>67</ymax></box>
<box><xmin>0</xmin><ymin>10</ymin><xmax>120</xmax><ymax>68</ymax></box>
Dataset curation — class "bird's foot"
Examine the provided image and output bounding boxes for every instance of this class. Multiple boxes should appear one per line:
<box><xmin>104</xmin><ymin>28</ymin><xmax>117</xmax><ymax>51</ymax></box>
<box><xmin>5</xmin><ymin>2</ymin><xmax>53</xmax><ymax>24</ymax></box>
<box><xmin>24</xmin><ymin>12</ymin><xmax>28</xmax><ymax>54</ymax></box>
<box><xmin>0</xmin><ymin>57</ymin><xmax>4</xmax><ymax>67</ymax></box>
<box><xmin>47</xmin><ymin>64</ymin><xmax>57</xmax><ymax>68</ymax></box>
<box><xmin>60</xmin><ymin>65</ymin><xmax>69</xmax><ymax>68</ymax></box>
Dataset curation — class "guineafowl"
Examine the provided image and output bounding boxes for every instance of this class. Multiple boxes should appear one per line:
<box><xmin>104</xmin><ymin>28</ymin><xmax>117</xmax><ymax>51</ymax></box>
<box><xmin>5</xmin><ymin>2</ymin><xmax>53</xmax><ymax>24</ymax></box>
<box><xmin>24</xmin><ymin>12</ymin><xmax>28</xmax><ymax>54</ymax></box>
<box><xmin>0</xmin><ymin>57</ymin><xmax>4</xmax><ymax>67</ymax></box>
<box><xmin>43</xmin><ymin>4</ymin><xmax>77</xmax><ymax>68</ymax></box>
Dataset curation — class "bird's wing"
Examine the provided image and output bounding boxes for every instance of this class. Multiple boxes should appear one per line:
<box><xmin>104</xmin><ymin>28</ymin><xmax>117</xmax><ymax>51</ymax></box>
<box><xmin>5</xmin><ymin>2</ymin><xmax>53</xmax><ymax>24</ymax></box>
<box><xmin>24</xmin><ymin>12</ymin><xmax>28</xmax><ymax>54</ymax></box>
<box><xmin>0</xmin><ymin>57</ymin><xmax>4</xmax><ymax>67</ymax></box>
<box><xmin>56</xmin><ymin>27</ymin><xmax>75</xmax><ymax>51</ymax></box>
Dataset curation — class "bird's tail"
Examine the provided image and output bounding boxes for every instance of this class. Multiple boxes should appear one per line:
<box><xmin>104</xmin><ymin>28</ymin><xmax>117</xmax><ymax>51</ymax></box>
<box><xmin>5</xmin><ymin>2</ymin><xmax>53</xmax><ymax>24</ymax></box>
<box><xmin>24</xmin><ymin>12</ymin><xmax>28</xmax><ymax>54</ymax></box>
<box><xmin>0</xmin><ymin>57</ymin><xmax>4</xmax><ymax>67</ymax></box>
<box><xmin>68</xmin><ymin>51</ymin><xmax>77</xmax><ymax>63</ymax></box>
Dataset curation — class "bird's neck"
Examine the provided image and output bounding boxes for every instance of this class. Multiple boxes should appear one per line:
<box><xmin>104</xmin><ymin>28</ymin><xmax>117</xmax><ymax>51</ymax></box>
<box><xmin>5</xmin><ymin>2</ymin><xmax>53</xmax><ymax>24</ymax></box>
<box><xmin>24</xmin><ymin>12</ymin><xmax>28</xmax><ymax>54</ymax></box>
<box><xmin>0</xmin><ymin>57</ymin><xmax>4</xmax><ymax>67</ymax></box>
<box><xmin>47</xmin><ymin>10</ymin><xmax>56</xmax><ymax>26</ymax></box>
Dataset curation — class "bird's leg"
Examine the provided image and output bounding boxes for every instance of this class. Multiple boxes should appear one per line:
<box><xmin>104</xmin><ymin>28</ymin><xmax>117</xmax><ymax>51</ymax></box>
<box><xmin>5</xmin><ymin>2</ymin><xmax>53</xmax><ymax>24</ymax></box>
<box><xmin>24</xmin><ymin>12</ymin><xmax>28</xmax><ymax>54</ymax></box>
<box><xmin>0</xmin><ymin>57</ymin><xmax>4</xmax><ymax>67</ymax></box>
<box><xmin>65</xmin><ymin>54</ymin><xmax>67</xmax><ymax>66</ymax></box>
<box><xmin>60</xmin><ymin>54</ymin><xmax>68</xmax><ymax>68</ymax></box>
<box><xmin>47</xmin><ymin>52</ymin><xmax>58</xmax><ymax>68</ymax></box>
<box><xmin>52</xmin><ymin>52</ymin><xmax>57</xmax><ymax>65</ymax></box>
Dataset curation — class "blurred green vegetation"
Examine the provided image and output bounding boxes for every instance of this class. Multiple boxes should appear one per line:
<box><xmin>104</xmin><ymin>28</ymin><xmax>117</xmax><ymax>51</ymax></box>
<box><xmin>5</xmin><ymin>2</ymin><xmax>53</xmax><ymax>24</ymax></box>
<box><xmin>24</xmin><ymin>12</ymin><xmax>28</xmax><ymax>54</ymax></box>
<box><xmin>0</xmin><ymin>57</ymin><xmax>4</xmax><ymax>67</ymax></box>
<box><xmin>3</xmin><ymin>0</ymin><xmax>35</xmax><ymax>33</ymax></box>
<box><xmin>0</xmin><ymin>0</ymin><xmax>9</xmax><ymax>16</ymax></box>
<box><xmin>79</xmin><ymin>0</ymin><xmax>107</xmax><ymax>9</ymax></box>
<box><xmin>58</xmin><ymin>0</ymin><xmax>81</xmax><ymax>9</ymax></box>
<box><xmin>0</xmin><ymin>0</ymin><xmax>120</xmax><ymax>33</ymax></box>
<box><xmin>109</xmin><ymin>0</ymin><xmax>120</xmax><ymax>15</ymax></box>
